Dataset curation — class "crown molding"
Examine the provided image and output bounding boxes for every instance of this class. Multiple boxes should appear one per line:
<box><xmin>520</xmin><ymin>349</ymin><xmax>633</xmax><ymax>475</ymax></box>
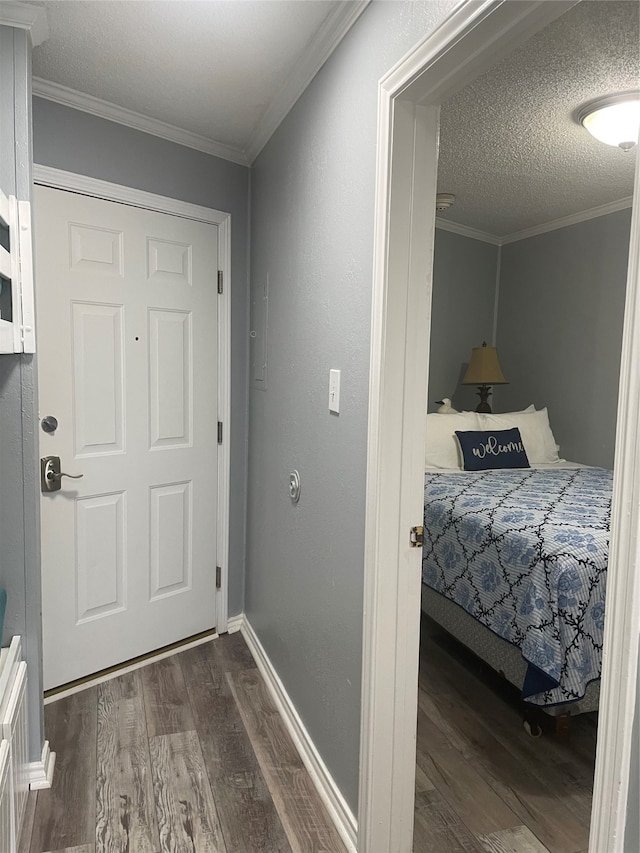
<box><xmin>32</xmin><ymin>78</ymin><xmax>250</xmax><ymax>166</ymax></box>
<box><xmin>501</xmin><ymin>196</ymin><xmax>634</xmax><ymax>244</ymax></box>
<box><xmin>244</xmin><ymin>0</ymin><xmax>371</xmax><ymax>163</ymax></box>
<box><xmin>435</xmin><ymin>216</ymin><xmax>501</xmax><ymax>245</ymax></box>
<box><xmin>31</xmin><ymin>1</ymin><xmax>369</xmax><ymax>169</ymax></box>
<box><xmin>437</xmin><ymin>196</ymin><xmax>634</xmax><ymax>247</ymax></box>
<box><xmin>0</xmin><ymin>1</ymin><xmax>48</xmax><ymax>46</ymax></box>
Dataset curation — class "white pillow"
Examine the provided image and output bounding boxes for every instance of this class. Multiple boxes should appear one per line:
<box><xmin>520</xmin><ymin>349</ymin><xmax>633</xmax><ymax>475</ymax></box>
<box><xmin>425</xmin><ymin>412</ymin><xmax>481</xmax><ymax>468</ymax></box>
<box><xmin>478</xmin><ymin>407</ymin><xmax>559</xmax><ymax>464</ymax></box>
<box><xmin>507</xmin><ymin>404</ymin><xmax>536</xmax><ymax>414</ymax></box>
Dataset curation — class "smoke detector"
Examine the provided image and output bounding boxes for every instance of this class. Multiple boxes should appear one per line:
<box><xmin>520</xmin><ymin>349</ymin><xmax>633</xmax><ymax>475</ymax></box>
<box><xmin>436</xmin><ymin>193</ymin><xmax>455</xmax><ymax>212</ymax></box>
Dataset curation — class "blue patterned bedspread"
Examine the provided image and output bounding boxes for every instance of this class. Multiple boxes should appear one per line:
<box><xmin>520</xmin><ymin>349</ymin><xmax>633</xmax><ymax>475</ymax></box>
<box><xmin>422</xmin><ymin>467</ymin><xmax>611</xmax><ymax>706</ymax></box>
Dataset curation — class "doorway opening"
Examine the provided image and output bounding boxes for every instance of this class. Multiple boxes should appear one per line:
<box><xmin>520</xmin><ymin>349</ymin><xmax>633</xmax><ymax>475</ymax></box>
<box><xmin>358</xmin><ymin>3</ymin><xmax>640</xmax><ymax>852</ymax></box>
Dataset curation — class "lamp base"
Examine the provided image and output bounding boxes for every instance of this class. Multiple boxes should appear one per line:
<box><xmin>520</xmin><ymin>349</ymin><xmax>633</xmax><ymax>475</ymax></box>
<box><xmin>475</xmin><ymin>384</ymin><xmax>492</xmax><ymax>413</ymax></box>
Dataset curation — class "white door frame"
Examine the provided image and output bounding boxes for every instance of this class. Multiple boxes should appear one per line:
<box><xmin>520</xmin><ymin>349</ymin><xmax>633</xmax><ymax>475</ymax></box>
<box><xmin>32</xmin><ymin>164</ymin><xmax>231</xmax><ymax>637</ymax></box>
<box><xmin>358</xmin><ymin>2</ymin><xmax>640</xmax><ymax>851</ymax></box>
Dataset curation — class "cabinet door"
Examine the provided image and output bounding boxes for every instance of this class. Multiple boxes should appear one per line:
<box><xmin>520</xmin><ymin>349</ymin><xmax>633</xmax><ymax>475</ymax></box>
<box><xmin>0</xmin><ymin>739</ymin><xmax>14</xmax><ymax>853</ymax></box>
<box><xmin>2</xmin><ymin>663</ymin><xmax>27</xmax><ymax>841</ymax></box>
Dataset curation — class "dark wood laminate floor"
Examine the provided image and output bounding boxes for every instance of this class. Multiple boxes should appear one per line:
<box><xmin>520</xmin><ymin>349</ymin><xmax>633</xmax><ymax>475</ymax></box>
<box><xmin>20</xmin><ymin>633</ymin><xmax>346</xmax><ymax>853</ymax></box>
<box><xmin>19</xmin><ymin>626</ymin><xmax>596</xmax><ymax>853</ymax></box>
<box><xmin>415</xmin><ymin>619</ymin><xmax>597</xmax><ymax>853</ymax></box>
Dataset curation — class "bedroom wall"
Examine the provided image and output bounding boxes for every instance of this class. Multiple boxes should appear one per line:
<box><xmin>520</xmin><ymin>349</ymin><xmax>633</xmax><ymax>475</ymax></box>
<box><xmin>32</xmin><ymin>97</ymin><xmax>250</xmax><ymax>616</ymax></box>
<box><xmin>246</xmin><ymin>0</ymin><xmax>457</xmax><ymax>811</ymax></box>
<box><xmin>496</xmin><ymin>208</ymin><xmax>632</xmax><ymax>469</ymax></box>
<box><xmin>428</xmin><ymin>227</ymin><xmax>499</xmax><ymax>413</ymax></box>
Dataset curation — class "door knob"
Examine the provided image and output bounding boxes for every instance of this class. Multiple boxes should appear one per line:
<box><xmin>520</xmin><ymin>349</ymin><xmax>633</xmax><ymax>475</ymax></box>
<box><xmin>40</xmin><ymin>456</ymin><xmax>84</xmax><ymax>493</ymax></box>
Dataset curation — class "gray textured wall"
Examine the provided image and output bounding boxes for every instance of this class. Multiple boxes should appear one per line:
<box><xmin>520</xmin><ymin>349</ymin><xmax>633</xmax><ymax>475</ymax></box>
<box><xmin>247</xmin><ymin>0</ymin><xmax>456</xmax><ymax>810</ymax></box>
<box><xmin>32</xmin><ymin>97</ymin><xmax>250</xmax><ymax>616</ymax></box>
<box><xmin>428</xmin><ymin>229</ymin><xmax>499</xmax><ymax>412</ymax></box>
<box><xmin>0</xmin><ymin>26</ymin><xmax>44</xmax><ymax>762</ymax></box>
<box><xmin>496</xmin><ymin>209</ymin><xmax>631</xmax><ymax>468</ymax></box>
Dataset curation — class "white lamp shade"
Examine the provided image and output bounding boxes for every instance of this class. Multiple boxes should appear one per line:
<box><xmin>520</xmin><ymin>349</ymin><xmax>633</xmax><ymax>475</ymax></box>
<box><xmin>579</xmin><ymin>92</ymin><xmax>640</xmax><ymax>151</ymax></box>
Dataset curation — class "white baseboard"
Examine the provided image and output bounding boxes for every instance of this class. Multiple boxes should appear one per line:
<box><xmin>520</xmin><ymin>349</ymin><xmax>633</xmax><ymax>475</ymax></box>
<box><xmin>28</xmin><ymin>740</ymin><xmax>55</xmax><ymax>790</ymax></box>
<box><xmin>226</xmin><ymin>614</ymin><xmax>243</xmax><ymax>634</ymax></box>
<box><xmin>240</xmin><ymin>615</ymin><xmax>358</xmax><ymax>853</ymax></box>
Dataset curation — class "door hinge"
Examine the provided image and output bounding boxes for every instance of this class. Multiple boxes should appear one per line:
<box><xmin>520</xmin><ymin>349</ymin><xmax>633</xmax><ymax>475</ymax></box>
<box><xmin>410</xmin><ymin>526</ymin><xmax>424</xmax><ymax>547</ymax></box>
<box><xmin>217</xmin><ymin>270</ymin><xmax>223</xmax><ymax>294</ymax></box>
<box><xmin>217</xmin><ymin>421</ymin><xmax>223</xmax><ymax>444</ymax></box>
<box><xmin>216</xmin><ymin>565</ymin><xmax>222</xmax><ymax>589</ymax></box>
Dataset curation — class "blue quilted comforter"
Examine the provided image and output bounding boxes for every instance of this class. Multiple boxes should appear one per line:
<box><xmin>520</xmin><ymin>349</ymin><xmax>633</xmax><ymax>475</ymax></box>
<box><xmin>422</xmin><ymin>467</ymin><xmax>611</xmax><ymax>706</ymax></box>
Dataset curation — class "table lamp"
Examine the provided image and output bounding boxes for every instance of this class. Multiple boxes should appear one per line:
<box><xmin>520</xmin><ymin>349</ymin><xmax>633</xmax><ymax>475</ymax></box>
<box><xmin>461</xmin><ymin>342</ymin><xmax>507</xmax><ymax>413</ymax></box>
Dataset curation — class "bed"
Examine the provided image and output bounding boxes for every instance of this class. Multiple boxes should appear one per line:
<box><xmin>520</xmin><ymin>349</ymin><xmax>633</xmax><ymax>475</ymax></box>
<box><xmin>421</xmin><ymin>407</ymin><xmax>611</xmax><ymax>724</ymax></box>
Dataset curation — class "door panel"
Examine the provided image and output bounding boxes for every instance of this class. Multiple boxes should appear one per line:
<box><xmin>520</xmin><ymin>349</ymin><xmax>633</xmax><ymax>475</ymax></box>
<box><xmin>150</xmin><ymin>481</ymin><xmax>192</xmax><ymax>598</ymax></box>
<box><xmin>148</xmin><ymin>308</ymin><xmax>192</xmax><ymax>447</ymax></box>
<box><xmin>72</xmin><ymin>301</ymin><xmax>125</xmax><ymax>455</ymax></box>
<box><xmin>76</xmin><ymin>491</ymin><xmax>126</xmax><ymax>622</ymax></box>
<box><xmin>36</xmin><ymin>185</ymin><xmax>218</xmax><ymax>690</ymax></box>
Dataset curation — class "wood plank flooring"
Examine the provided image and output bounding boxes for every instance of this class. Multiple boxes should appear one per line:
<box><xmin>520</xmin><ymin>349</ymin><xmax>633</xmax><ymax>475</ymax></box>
<box><xmin>416</xmin><ymin>618</ymin><xmax>597</xmax><ymax>853</ymax></box>
<box><xmin>20</xmin><ymin>625</ymin><xmax>595</xmax><ymax>853</ymax></box>
<box><xmin>22</xmin><ymin>633</ymin><xmax>345</xmax><ymax>853</ymax></box>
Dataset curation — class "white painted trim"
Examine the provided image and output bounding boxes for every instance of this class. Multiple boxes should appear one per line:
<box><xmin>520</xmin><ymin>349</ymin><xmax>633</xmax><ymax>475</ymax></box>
<box><xmin>33</xmin><ymin>165</ymin><xmax>229</xmax><ymax>226</ymax></box>
<box><xmin>360</xmin><ymin>2</ymin><xmax>583</xmax><ymax>852</ymax></box>
<box><xmin>32</xmin><ymin>79</ymin><xmax>249</xmax><ymax>166</ymax></box>
<box><xmin>216</xmin><ymin>216</ymin><xmax>231</xmax><ymax>635</ymax></box>
<box><xmin>589</xmin><ymin>115</ymin><xmax>640</xmax><ymax>852</ymax></box>
<box><xmin>359</xmin><ymin>93</ymin><xmax>440</xmax><ymax>853</ymax></box>
<box><xmin>225</xmin><ymin>614</ymin><xmax>243</xmax><ymax>635</ymax></box>
<box><xmin>435</xmin><ymin>216</ymin><xmax>500</xmax><ymax>245</ymax></box>
<box><xmin>0</xmin><ymin>2</ymin><xmax>48</xmax><ymax>46</ymax></box>
<box><xmin>240</xmin><ymin>616</ymin><xmax>357</xmax><ymax>853</ymax></box>
<box><xmin>27</xmin><ymin>741</ymin><xmax>55</xmax><ymax>790</ymax></box>
<box><xmin>32</xmin><ymin>163</ymin><xmax>231</xmax><ymax>672</ymax></box>
<box><xmin>17</xmin><ymin>199</ymin><xmax>36</xmax><ymax>353</ymax></box>
<box><xmin>501</xmin><ymin>195</ymin><xmax>634</xmax><ymax>245</ymax></box>
<box><xmin>437</xmin><ymin>195</ymin><xmax>634</xmax><ymax>247</ymax></box>
<box><xmin>244</xmin><ymin>0</ymin><xmax>370</xmax><ymax>162</ymax></box>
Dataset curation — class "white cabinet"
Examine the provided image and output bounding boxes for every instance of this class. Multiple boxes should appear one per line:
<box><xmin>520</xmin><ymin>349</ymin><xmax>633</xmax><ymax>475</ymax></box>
<box><xmin>0</xmin><ymin>189</ymin><xmax>36</xmax><ymax>354</ymax></box>
<box><xmin>0</xmin><ymin>740</ymin><xmax>12</xmax><ymax>853</ymax></box>
<box><xmin>0</xmin><ymin>638</ymin><xmax>29</xmax><ymax>852</ymax></box>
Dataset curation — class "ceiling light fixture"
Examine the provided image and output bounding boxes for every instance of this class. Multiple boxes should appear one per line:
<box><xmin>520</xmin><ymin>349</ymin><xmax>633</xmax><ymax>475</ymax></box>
<box><xmin>578</xmin><ymin>91</ymin><xmax>640</xmax><ymax>151</ymax></box>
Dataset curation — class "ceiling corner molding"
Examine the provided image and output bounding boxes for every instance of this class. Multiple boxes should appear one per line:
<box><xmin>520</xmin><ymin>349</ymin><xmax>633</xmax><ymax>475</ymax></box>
<box><xmin>435</xmin><ymin>217</ymin><xmax>501</xmax><ymax>246</ymax></box>
<box><xmin>31</xmin><ymin>78</ymin><xmax>250</xmax><ymax>167</ymax></box>
<box><xmin>501</xmin><ymin>196</ymin><xmax>634</xmax><ymax>244</ymax></box>
<box><xmin>0</xmin><ymin>2</ymin><xmax>48</xmax><ymax>46</ymax></box>
<box><xmin>244</xmin><ymin>0</ymin><xmax>371</xmax><ymax>163</ymax></box>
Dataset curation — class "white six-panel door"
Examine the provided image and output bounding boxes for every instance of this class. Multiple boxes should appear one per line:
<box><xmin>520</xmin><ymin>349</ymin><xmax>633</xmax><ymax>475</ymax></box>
<box><xmin>35</xmin><ymin>186</ymin><xmax>219</xmax><ymax>690</ymax></box>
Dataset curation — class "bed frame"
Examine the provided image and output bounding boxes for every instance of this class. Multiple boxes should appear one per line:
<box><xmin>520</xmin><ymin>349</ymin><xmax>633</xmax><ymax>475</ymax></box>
<box><xmin>421</xmin><ymin>584</ymin><xmax>599</xmax><ymax>735</ymax></box>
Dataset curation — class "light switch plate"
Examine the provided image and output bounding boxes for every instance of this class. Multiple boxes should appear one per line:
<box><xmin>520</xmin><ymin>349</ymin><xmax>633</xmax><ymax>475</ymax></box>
<box><xmin>329</xmin><ymin>369</ymin><xmax>341</xmax><ymax>414</ymax></box>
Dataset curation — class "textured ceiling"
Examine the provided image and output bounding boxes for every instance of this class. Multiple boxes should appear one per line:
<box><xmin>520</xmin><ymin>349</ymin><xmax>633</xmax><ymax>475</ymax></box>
<box><xmin>437</xmin><ymin>1</ymin><xmax>639</xmax><ymax>238</ymax></box>
<box><xmin>30</xmin><ymin>0</ymin><xmax>339</xmax><ymax>152</ymax></box>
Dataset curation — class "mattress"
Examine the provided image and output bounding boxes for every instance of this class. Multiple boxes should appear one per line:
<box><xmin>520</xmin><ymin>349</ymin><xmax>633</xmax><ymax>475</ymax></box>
<box><xmin>421</xmin><ymin>466</ymin><xmax>611</xmax><ymax>706</ymax></box>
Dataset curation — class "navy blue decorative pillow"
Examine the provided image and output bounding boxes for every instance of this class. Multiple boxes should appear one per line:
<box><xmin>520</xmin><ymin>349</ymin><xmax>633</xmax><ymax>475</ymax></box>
<box><xmin>455</xmin><ymin>427</ymin><xmax>530</xmax><ymax>471</ymax></box>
